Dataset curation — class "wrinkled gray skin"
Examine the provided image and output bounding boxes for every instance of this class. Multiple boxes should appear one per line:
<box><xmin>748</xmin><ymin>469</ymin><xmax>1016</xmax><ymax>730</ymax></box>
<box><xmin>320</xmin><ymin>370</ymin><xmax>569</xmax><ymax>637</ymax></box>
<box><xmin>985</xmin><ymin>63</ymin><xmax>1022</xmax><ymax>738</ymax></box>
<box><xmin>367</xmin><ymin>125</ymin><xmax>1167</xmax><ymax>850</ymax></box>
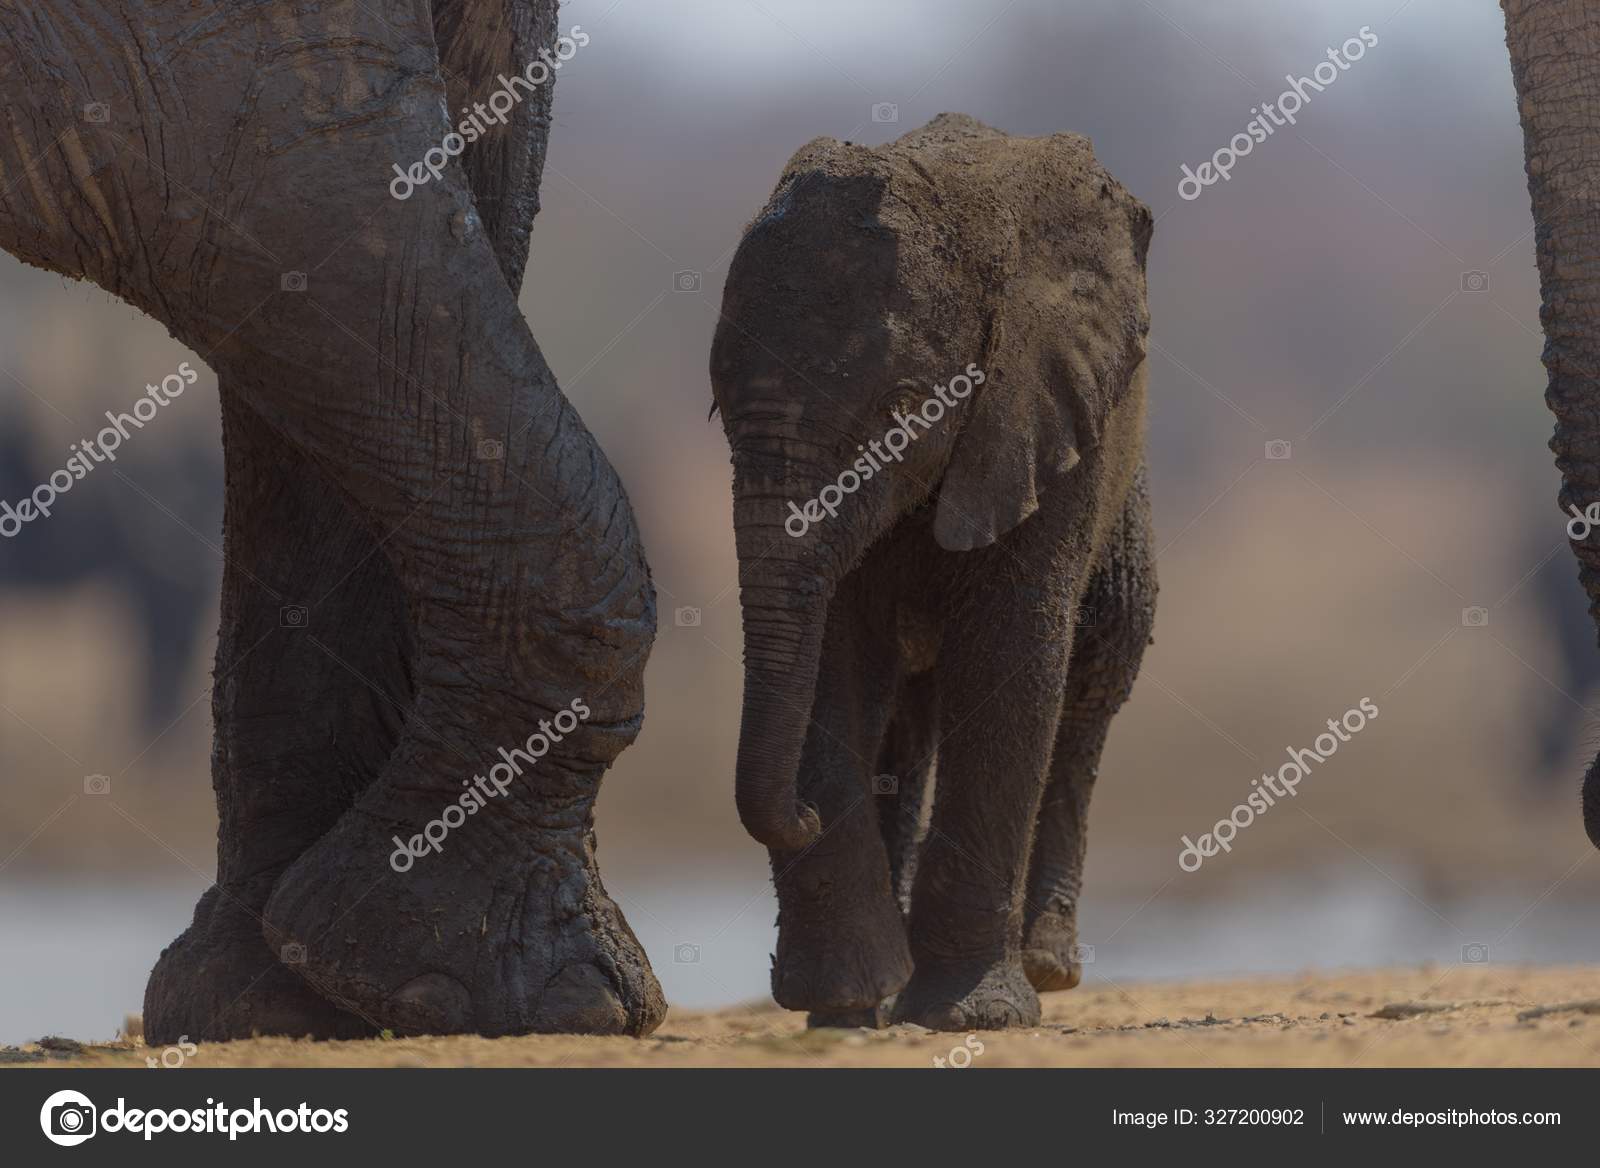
<box><xmin>0</xmin><ymin>0</ymin><xmax>664</xmax><ymax>1040</ymax></box>
<box><xmin>1502</xmin><ymin>1</ymin><xmax>1600</xmax><ymax>854</ymax></box>
<box><xmin>711</xmin><ymin>115</ymin><xmax>1157</xmax><ymax>1030</ymax></box>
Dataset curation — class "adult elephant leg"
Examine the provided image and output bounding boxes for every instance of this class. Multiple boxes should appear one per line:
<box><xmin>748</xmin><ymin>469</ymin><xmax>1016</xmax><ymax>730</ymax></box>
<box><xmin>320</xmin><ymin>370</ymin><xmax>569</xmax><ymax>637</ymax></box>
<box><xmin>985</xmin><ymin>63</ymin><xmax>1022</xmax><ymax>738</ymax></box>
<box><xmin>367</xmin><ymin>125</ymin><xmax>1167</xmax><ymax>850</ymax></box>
<box><xmin>145</xmin><ymin>390</ymin><xmax>410</xmax><ymax>1044</ymax></box>
<box><xmin>234</xmin><ymin>192</ymin><xmax>665</xmax><ymax>1036</ymax></box>
<box><xmin>147</xmin><ymin>0</ymin><xmax>562</xmax><ymax>1042</ymax></box>
<box><xmin>1502</xmin><ymin>0</ymin><xmax>1600</xmax><ymax>847</ymax></box>
<box><xmin>1022</xmin><ymin>467</ymin><xmax>1156</xmax><ymax>992</ymax></box>
<box><xmin>0</xmin><ymin>0</ymin><xmax>664</xmax><ymax>1037</ymax></box>
<box><xmin>769</xmin><ymin>570</ymin><xmax>913</xmax><ymax>1017</ymax></box>
<box><xmin>248</xmin><ymin>342</ymin><xmax>665</xmax><ymax>1038</ymax></box>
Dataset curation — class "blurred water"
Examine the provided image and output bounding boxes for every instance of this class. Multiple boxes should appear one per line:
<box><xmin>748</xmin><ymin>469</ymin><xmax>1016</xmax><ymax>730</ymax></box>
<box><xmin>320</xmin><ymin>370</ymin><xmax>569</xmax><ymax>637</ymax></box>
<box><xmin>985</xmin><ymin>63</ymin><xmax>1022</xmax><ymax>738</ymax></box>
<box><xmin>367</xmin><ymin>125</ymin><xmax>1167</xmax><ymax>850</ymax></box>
<box><xmin>4</xmin><ymin>871</ymin><xmax>1597</xmax><ymax>1045</ymax></box>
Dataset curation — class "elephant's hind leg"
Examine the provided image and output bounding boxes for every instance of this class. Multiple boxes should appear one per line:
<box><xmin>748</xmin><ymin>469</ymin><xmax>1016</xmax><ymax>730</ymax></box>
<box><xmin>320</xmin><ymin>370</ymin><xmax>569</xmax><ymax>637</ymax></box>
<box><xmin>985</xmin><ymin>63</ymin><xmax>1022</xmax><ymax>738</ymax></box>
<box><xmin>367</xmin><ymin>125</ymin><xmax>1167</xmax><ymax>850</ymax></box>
<box><xmin>876</xmin><ymin>669</ymin><xmax>939</xmax><ymax>917</ymax></box>
<box><xmin>1022</xmin><ymin>468</ymin><xmax>1156</xmax><ymax>992</ymax></box>
<box><xmin>144</xmin><ymin>390</ymin><xmax>412</xmax><ymax>1043</ymax></box>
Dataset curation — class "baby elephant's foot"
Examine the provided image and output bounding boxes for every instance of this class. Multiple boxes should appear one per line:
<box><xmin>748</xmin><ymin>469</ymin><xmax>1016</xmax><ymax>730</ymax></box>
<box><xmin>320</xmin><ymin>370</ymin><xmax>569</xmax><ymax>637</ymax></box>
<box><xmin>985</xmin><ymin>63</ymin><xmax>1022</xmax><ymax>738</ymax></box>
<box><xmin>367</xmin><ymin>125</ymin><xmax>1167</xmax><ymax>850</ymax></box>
<box><xmin>771</xmin><ymin>898</ymin><xmax>913</xmax><ymax>1012</ymax></box>
<box><xmin>893</xmin><ymin>959</ymin><xmax>1041</xmax><ymax>1031</ymax></box>
<box><xmin>1021</xmin><ymin>910</ymin><xmax>1084</xmax><ymax>992</ymax></box>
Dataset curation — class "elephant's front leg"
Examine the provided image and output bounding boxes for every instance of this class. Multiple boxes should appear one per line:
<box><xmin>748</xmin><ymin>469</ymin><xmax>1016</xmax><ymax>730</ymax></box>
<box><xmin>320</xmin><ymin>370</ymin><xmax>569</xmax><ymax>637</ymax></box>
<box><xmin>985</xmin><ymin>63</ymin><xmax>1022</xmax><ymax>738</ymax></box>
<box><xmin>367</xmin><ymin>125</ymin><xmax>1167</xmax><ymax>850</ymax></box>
<box><xmin>770</xmin><ymin>575</ymin><xmax>914</xmax><ymax>1017</ymax></box>
<box><xmin>234</xmin><ymin>221</ymin><xmax>666</xmax><ymax>1039</ymax></box>
<box><xmin>894</xmin><ymin>571</ymin><xmax>1078</xmax><ymax>1031</ymax></box>
<box><xmin>250</xmin><ymin>457</ymin><xmax>664</xmax><ymax>1037</ymax></box>
<box><xmin>248</xmin><ymin>391</ymin><xmax>665</xmax><ymax>1037</ymax></box>
<box><xmin>144</xmin><ymin>390</ymin><xmax>409</xmax><ymax>1043</ymax></box>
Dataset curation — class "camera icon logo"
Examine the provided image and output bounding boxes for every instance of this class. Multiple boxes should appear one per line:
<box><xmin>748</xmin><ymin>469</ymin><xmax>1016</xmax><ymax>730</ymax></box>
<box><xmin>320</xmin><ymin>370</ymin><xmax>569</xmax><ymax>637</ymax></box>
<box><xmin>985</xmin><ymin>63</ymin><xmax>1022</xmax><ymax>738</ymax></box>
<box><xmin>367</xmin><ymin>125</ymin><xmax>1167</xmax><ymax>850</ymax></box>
<box><xmin>280</xmin><ymin>605</ymin><xmax>308</xmax><ymax>628</ymax></box>
<box><xmin>674</xmin><ymin>606</ymin><xmax>701</xmax><ymax>627</ymax></box>
<box><xmin>871</xmin><ymin>773</ymin><xmax>899</xmax><ymax>796</ymax></box>
<box><xmin>280</xmin><ymin>271</ymin><xmax>308</xmax><ymax>293</ymax></box>
<box><xmin>674</xmin><ymin>943</ymin><xmax>701</xmax><ymax>965</ymax></box>
<box><xmin>1265</xmin><ymin>439</ymin><xmax>1292</xmax><ymax>461</ymax></box>
<box><xmin>280</xmin><ymin>942</ymin><xmax>307</xmax><ymax>965</ymax></box>
<box><xmin>1461</xmin><ymin>606</ymin><xmax>1489</xmax><ymax>628</ymax></box>
<box><xmin>84</xmin><ymin>774</ymin><xmax>111</xmax><ymax>796</ymax></box>
<box><xmin>477</xmin><ymin>438</ymin><xmax>505</xmax><ymax>461</ymax></box>
<box><xmin>82</xmin><ymin>102</ymin><xmax>110</xmax><ymax>124</ymax></box>
<box><xmin>1461</xmin><ymin>270</ymin><xmax>1490</xmax><ymax>293</ymax></box>
<box><xmin>1070</xmin><ymin>606</ymin><xmax>1097</xmax><ymax>627</ymax></box>
<box><xmin>1461</xmin><ymin>942</ymin><xmax>1490</xmax><ymax>964</ymax></box>
<box><xmin>871</xmin><ymin>102</ymin><xmax>899</xmax><ymax>124</ymax></box>
<box><xmin>1070</xmin><ymin>943</ymin><xmax>1096</xmax><ymax>965</ymax></box>
<box><xmin>40</xmin><ymin>1089</ymin><xmax>97</xmax><ymax>1146</ymax></box>
<box><xmin>673</xmin><ymin>270</ymin><xmax>702</xmax><ymax>293</ymax></box>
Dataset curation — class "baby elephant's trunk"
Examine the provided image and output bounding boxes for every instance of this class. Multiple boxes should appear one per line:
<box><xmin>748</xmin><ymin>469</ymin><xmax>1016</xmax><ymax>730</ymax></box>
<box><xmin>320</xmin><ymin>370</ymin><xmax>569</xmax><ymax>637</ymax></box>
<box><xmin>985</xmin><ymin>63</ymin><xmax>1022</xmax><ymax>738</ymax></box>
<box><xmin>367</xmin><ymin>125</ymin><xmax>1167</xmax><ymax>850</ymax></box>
<box><xmin>734</xmin><ymin>571</ymin><xmax>829</xmax><ymax>852</ymax></box>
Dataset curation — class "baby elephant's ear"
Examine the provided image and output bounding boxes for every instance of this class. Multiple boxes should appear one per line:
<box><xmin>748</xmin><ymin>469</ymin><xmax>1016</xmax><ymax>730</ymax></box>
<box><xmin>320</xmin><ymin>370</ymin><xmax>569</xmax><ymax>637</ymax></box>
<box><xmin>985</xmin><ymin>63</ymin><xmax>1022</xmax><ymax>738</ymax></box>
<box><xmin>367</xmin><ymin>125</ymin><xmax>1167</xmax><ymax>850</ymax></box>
<box><xmin>932</xmin><ymin>350</ymin><xmax>1082</xmax><ymax>552</ymax></box>
<box><xmin>933</xmin><ymin>238</ymin><xmax>1149</xmax><ymax>552</ymax></box>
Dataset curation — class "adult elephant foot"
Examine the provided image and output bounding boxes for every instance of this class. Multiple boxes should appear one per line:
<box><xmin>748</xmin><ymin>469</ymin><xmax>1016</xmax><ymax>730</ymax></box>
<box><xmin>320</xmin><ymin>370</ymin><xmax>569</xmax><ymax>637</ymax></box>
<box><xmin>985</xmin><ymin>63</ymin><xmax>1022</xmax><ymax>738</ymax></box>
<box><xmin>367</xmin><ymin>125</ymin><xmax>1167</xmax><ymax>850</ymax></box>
<box><xmin>261</xmin><ymin>739</ymin><xmax>665</xmax><ymax>1038</ymax></box>
<box><xmin>1020</xmin><ymin>910</ymin><xmax>1084</xmax><ymax>992</ymax></box>
<box><xmin>145</xmin><ymin>887</ymin><xmax>372</xmax><ymax>1044</ymax></box>
<box><xmin>892</xmin><ymin>959</ymin><xmax>1041</xmax><ymax>1031</ymax></box>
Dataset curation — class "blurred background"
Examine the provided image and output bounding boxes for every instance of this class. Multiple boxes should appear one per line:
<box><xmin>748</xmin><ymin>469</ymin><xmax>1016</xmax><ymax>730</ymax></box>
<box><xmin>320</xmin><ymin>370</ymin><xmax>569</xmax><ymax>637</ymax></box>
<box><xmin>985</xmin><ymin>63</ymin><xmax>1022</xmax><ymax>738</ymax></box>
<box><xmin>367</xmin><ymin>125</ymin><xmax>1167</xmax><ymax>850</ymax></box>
<box><xmin>5</xmin><ymin>0</ymin><xmax>1598</xmax><ymax>1045</ymax></box>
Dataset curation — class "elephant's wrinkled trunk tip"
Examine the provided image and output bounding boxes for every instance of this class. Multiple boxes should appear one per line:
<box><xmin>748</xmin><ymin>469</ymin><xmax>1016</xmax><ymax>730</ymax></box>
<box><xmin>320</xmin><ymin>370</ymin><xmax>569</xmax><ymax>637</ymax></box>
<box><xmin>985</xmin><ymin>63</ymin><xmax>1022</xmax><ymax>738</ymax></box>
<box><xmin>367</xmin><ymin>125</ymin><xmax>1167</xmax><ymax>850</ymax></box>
<box><xmin>737</xmin><ymin>790</ymin><xmax>824</xmax><ymax>853</ymax></box>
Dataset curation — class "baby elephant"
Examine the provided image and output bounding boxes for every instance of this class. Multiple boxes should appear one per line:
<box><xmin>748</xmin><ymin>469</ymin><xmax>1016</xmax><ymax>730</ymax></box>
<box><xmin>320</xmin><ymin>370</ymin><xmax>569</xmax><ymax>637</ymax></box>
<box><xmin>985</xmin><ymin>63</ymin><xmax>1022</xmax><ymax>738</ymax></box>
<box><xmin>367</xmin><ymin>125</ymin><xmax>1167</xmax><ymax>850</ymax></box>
<box><xmin>711</xmin><ymin>114</ymin><xmax>1155</xmax><ymax>1030</ymax></box>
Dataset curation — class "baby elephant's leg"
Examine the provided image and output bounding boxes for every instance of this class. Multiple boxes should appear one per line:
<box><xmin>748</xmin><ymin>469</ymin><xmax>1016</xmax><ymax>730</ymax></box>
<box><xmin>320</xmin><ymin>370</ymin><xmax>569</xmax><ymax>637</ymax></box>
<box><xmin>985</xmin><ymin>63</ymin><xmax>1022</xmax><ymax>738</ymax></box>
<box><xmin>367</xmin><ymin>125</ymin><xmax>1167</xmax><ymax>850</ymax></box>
<box><xmin>875</xmin><ymin>669</ymin><xmax>940</xmax><ymax>915</ymax></box>
<box><xmin>806</xmin><ymin>670</ymin><xmax>937</xmax><ymax>1029</ymax></box>
<box><xmin>1024</xmin><ymin>471</ymin><xmax>1157</xmax><ymax>991</ymax></box>
<box><xmin>770</xmin><ymin>581</ymin><xmax>913</xmax><ymax>1015</ymax></box>
<box><xmin>893</xmin><ymin>574</ymin><xmax>1081</xmax><ymax>1031</ymax></box>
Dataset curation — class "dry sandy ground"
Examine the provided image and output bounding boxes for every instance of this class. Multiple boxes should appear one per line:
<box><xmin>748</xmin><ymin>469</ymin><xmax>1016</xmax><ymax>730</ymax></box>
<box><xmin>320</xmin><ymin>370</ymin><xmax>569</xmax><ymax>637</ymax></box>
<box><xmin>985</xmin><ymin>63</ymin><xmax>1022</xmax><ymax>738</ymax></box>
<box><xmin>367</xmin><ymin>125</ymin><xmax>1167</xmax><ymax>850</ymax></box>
<box><xmin>10</xmin><ymin>966</ymin><xmax>1600</xmax><ymax>1069</ymax></box>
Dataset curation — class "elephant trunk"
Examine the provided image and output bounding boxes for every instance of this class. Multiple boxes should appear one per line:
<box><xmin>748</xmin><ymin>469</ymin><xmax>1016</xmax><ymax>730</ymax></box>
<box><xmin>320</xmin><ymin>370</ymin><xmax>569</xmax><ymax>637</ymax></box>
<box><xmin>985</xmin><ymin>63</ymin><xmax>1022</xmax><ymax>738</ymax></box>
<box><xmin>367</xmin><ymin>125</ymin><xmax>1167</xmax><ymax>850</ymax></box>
<box><xmin>1504</xmin><ymin>0</ymin><xmax>1600</xmax><ymax>848</ymax></box>
<box><xmin>733</xmin><ymin>544</ymin><xmax>832</xmax><ymax>852</ymax></box>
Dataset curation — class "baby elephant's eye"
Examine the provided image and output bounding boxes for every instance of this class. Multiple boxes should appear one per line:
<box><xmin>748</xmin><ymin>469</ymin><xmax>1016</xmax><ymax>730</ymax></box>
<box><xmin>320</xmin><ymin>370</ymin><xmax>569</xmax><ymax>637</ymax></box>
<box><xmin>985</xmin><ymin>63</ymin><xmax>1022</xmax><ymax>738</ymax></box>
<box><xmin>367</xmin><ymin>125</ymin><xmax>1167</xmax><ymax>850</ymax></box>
<box><xmin>883</xmin><ymin>383</ymin><xmax>922</xmax><ymax>416</ymax></box>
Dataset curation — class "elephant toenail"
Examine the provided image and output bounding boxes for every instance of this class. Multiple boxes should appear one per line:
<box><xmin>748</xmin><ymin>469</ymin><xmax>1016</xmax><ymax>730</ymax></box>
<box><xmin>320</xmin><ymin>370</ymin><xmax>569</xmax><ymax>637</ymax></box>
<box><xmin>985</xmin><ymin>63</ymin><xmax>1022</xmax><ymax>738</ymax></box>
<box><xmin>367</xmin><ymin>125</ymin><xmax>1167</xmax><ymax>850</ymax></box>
<box><xmin>389</xmin><ymin>973</ymin><xmax>472</xmax><ymax>1034</ymax></box>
